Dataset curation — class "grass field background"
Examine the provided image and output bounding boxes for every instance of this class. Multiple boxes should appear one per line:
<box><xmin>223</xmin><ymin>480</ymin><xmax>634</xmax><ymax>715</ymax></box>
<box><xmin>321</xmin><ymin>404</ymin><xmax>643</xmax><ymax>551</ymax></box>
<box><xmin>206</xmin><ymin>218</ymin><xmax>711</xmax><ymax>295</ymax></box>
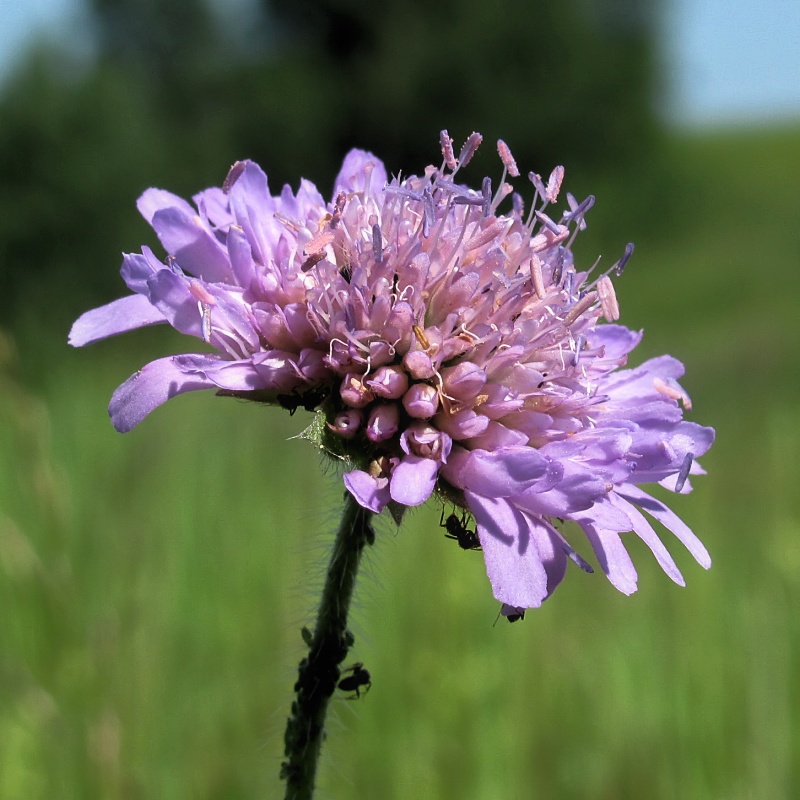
<box><xmin>1</xmin><ymin>126</ymin><xmax>798</xmax><ymax>798</ymax></box>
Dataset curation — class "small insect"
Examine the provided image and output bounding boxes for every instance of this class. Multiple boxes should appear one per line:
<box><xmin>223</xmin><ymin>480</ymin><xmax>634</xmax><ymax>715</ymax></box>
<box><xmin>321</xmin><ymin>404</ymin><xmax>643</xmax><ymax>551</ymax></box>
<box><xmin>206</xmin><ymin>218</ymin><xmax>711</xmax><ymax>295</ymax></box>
<box><xmin>276</xmin><ymin>386</ymin><xmax>329</xmax><ymax>416</ymax></box>
<box><xmin>505</xmin><ymin>610</ymin><xmax>525</xmax><ymax>623</ymax></box>
<box><xmin>338</xmin><ymin>662</ymin><xmax>371</xmax><ymax>699</ymax></box>
<box><xmin>440</xmin><ymin>511</ymin><xmax>481</xmax><ymax>551</ymax></box>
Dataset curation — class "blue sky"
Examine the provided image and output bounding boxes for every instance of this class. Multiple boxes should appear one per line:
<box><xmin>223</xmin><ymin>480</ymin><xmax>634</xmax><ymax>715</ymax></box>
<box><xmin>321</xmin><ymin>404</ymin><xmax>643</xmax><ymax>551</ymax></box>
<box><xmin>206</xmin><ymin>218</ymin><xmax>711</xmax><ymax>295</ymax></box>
<box><xmin>1</xmin><ymin>0</ymin><xmax>799</xmax><ymax>127</ymax></box>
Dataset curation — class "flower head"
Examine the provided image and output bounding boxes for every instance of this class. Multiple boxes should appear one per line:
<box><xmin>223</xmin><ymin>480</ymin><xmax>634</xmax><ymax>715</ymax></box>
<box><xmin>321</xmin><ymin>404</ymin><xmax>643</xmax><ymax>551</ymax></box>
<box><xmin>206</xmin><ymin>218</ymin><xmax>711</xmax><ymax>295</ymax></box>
<box><xmin>70</xmin><ymin>131</ymin><xmax>714</xmax><ymax>612</ymax></box>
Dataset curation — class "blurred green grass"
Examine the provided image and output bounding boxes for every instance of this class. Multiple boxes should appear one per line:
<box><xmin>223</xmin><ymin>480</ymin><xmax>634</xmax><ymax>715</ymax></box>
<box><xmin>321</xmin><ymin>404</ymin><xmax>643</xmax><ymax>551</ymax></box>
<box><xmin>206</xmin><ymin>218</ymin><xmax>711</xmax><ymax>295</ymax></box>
<box><xmin>2</xmin><ymin>126</ymin><xmax>799</xmax><ymax>799</ymax></box>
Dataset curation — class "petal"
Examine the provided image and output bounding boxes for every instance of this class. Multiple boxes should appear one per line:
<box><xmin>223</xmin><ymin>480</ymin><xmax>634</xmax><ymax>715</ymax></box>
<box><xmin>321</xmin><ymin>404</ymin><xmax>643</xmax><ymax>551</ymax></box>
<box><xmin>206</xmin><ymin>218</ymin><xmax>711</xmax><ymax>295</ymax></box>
<box><xmin>444</xmin><ymin>446</ymin><xmax>560</xmax><ymax>498</ymax></box>
<box><xmin>343</xmin><ymin>470</ymin><xmax>391</xmax><ymax>513</ymax></box>
<box><xmin>609</xmin><ymin>493</ymin><xmax>686</xmax><ymax>586</ymax></box>
<box><xmin>389</xmin><ymin>456</ymin><xmax>439</xmax><ymax>506</ymax></box>
<box><xmin>150</xmin><ymin>206</ymin><xmax>233</xmax><ymax>282</ymax></box>
<box><xmin>465</xmin><ymin>492</ymin><xmax>549</xmax><ymax>608</ymax></box>
<box><xmin>69</xmin><ymin>295</ymin><xmax>166</xmax><ymax>346</ymax></box>
<box><xmin>171</xmin><ymin>354</ymin><xmax>266</xmax><ymax>391</ymax></box>
<box><xmin>333</xmin><ymin>149</ymin><xmax>387</xmax><ymax>197</ymax></box>
<box><xmin>580</xmin><ymin>520</ymin><xmax>639</xmax><ymax>595</ymax></box>
<box><xmin>108</xmin><ymin>355</ymin><xmax>217</xmax><ymax>432</ymax></box>
<box><xmin>137</xmin><ymin>188</ymin><xmax>196</xmax><ymax>224</ymax></box>
<box><xmin>228</xmin><ymin>161</ymin><xmax>279</xmax><ymax>267</ymax></box>
<box><xmin>618</xmin><ymin>485</ymin><xmax>712</xmax><ymax>569</ymax></box>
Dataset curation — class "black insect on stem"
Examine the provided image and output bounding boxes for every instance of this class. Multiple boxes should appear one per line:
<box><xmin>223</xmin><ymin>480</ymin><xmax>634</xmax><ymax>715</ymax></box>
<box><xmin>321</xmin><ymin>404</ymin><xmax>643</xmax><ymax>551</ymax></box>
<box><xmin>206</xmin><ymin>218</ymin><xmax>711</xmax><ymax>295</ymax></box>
<box><xmin>338</xmin><ymin>662</ymin><xmax>372</xmax><ymax>699</ymax></box>
<box><xmin>276</xmin><ymin>386</ymin><xmax>329</xmax><ymax>416</ymax></box>
<box><xmin>440</xmin><ymin>510</ymin><xmax>482</xmax><ymax>551</ymax></box>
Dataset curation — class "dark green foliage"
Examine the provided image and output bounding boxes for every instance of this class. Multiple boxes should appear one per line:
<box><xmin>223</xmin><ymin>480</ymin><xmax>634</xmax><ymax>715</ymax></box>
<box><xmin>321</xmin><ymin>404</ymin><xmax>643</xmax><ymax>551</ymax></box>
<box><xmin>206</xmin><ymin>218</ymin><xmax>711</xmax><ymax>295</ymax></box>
<box><xmin>0</xmin><ymin>0</ymin><xmax>661</xmax><ymax>334</ymax></box>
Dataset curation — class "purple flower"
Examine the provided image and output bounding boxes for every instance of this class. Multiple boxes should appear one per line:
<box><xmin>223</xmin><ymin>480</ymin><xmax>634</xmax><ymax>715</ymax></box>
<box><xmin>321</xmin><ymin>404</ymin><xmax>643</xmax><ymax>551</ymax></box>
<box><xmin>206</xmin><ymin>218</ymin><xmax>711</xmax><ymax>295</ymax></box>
<box><xmin>70</xmin><ymin>132</ymin><xmax>714</xmax><ymax>612</ymax></box>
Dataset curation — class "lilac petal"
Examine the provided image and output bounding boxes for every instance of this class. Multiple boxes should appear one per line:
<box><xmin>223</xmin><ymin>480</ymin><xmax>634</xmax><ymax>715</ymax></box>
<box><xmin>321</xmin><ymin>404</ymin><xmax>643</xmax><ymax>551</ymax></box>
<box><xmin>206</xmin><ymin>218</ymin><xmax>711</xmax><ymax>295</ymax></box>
<box><xmin>445</xmin><ymin>446</ymin><xmax>560</xmax><ymax>498</ymax></box>
<box><xmin>137</xmin><ymin>188</ymin><xmax>196</xmax><ymax>224</ymax></box>
<box><xmin>333</xmin><ymin>149</ymin><xmax>387</xmax><ymax>197</ymax></box>
<box><xmin>516</xmin><ymin>459</ymin><xmax>605</xmax><ymax>517</ymax></box>
<box><xmin>618</xmin><ymin>485</ymin><xmax>712</xmax><ymax>569</ymax></box>
<box><xmin>227</xmin><ymin>161</ymin><xmax>277</xmax><ymax>267</ymax></box>
<box><xmin>529</xmin><ymin>519</ymin><xmax>568</xmax><ymax>600</ymax></box>
<box><xmin>389</xmin><ymin>455</ymin><xmax>439</xmax><ymax>506</ymax></box>
<box><xmin>609</xmin><ymin>493</ymin><xmax>686</xmax><ymax>586</ymax></box>
<box><xmin>580</xmin><ymin>519</ymin><xmax>639</xmax><ymax>595</ymax></box>
<box><xmin>171</xmin><ymin>354</ymin><xmax>265</xmax><ymax>391</ymax></box>
<box><xmin>192</xmin><ymin>187</ymin><xmax>232</xmax><ymax>228</ymax></box>
<box><xmin>343</xmin><ymin>470</ymin><xmax>391</xmax><ymax>513</ymax></box>
<box><xmin>108</xmin><ymin>355</ymin><xmax>217</xmax><ymax>432</ymax></box>
<box><xmin>588</xmin><ymin>324</ymin><xmax>642</xmax><ymax>362</ymax></box>
<box><xmin>69</xmin><ymin>295</ymin><xmax>165</xmax><ymax>346</ymax></box>
<box><xmin>146</xmin><ymin>269</ymin><xmax>204</xmax><ymax>338</ymax></box>
<box><xmin>120</xmin><ymin>248</ymin><xmax>164</xmax><ymax>294</ymax></box>
<box><xmin>465</xmin><ymin>492</ymin><xmax>549</xmax><ymax>608</ymax></box>
<box><xmin>150</xmin><ymin>206</ymin><xmax>233</xmax><ymax>282</ymax></box>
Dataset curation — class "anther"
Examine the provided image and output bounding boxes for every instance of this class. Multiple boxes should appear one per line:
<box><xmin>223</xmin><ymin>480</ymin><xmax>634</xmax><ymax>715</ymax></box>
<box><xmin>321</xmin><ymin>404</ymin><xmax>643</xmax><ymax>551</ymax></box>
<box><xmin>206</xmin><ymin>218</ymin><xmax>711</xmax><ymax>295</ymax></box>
<box><xmin>222</xmin><ymin>161</ymin><xmax>246</xmax><ymax>194</ymax></box>
<box><xmin>674</xmin><ymin>452</ymin><xmax>694</xmax><ymax>493</ymax></box>
<box><xmin>464</xmin><ymin>219</ymin><xmax>505</xmax><ymax>252</ymax></box>
<box><xmin>552</xmin><ymin>250</ymin><xmax>565</xmax><ymax>285</ymax></box>
<box><xmin>562</xmin><ymin>291</ymin><xmax>598</xmax><ymax>326</ymax></box>
<box><xmin>372</xmin><ymin>223</ymin><xmax>383</xmax><ymax>262</ymax></box>
<box><xmin>497</xmin><ymin>139</ymin><xmax>520</xmax><ymax>177</ymax></box>
<box><xmin>614</xmin><ymin>242</ymin><xmax>635</xmax><ymax>276</ymax></box>
<box><xmin>571</xmin><ymin>333</ymin><xmax>586</xmax><ymax>366</ymax></box>
<box><xmin>653</xmin><ymin>377</ymin><xmax>693</xmax><ymax>410</ymax></box>
<box><xmin>330</xmin><ymin>192</ymin><xmax>346</xmax><ymax>229</ymax></box>
<box><xmin>596</xmin><ymin>275</ymin><xmax>620</xmax><ymax>321</ymax></box>
<box><xmin>458</xmin><ymin>132</ymin><xmax>483</xmax><ymax>168</ymax></box>
<box><xmin>545</xmin><ymin>166</ymin><xmax>565</xmax><ymax>203</ymax></box>
<box><xmin>440</xmin><ymin>130</ymin><xmax>457</xmax><ymax>170</ymax></box>
<box><xmin>422</xmin><ymin>187</ymin><xmax>435</xmax><ymax>236</ymax></box>
<box><xmin>528</xmin><ymin>171</ymin><xmax>546</xmax><ymax>199</ymax></box>
<box><xmin>530</xmin><ymin>254</ymin><xmax>546</xmax><ymax>299</ymax></box>
<box><xmin>481</xmin><ymin>176</ymin><xmax>492</xmax><ymax>217</ymax></box>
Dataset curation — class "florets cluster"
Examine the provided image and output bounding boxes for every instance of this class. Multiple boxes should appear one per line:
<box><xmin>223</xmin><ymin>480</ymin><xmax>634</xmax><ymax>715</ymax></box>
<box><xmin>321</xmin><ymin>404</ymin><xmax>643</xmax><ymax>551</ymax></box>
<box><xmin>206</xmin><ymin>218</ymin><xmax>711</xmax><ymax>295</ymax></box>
<box><xmin>70</xmin><ymin>132</ymin><xmax>714</xmax><ymax>612</ymax></box>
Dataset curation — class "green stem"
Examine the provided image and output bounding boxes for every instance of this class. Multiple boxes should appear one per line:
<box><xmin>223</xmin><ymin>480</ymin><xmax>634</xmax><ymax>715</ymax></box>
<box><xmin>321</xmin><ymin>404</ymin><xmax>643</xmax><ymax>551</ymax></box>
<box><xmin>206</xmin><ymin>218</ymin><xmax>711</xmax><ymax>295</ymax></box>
<box><xmin>281</xmin><ymin>492</ymin><xmax>375</xmax><ymax>799</ymax></box>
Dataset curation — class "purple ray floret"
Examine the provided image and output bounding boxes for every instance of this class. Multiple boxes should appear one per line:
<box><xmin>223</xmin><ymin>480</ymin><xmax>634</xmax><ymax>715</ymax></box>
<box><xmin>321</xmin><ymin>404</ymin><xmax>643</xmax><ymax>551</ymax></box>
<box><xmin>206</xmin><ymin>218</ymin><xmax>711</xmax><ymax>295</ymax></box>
<box><xmin>70</xmin><ymin>131</ymin><xmax>714</xmax><ymax>610</ymax></box>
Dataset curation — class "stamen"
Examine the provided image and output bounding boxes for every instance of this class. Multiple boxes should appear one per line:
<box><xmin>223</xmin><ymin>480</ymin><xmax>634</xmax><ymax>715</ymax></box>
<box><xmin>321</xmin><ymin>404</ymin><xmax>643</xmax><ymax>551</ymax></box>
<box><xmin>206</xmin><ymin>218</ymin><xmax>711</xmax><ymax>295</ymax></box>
<box><xmin>530</xmin><ymin>254</ymin><xmax>546</xmax><ymax>299</ymax></box>
<box><xmin>545</xmin><ymin>166</ymin><xmax>565</xmax><ymax>203</ymax></box>
<box><xmin>614</xmin><ymin>242</ymin><xmax>635</xmax><ymax>276</ymax></box>
<box><xmin>330</xmin><ymin>192</ymin><xmax>346</xmax><ymax>229</ymax></box>
<box><xmin>301</xmin><ymin>251</ymin><xmax>326</xmax><ymax>273</ymax></box>
<box><xmin>571</xmin><ymin>333</ymin><xmax>586</xmax><ymax>366</ymax></box>
<box><xmin>383</xmin><ymin>185</ymin><xmax>424</xmax><ymax>202</ymax></box>
<box><xmin>562</xmin><ymin>193</ymin><xmax>595</xmax><ymax>227</ymax></box>
<box><xmin>422</xmin><ymin>187</ymin><xmax>435</xmax><ymax>236</ymax></box>
<box><xmin>528</xmin><ymin>171</ymin><xmax>546</xmax><ymax>200</ymax></box>
<box><xmin>189</xmin><ymin>280</ymin><xmax>216</xmax><ymax>306</ymax></box>
<box><xmin>653</xmin><ymin>377</ymin><xmax>693</xmax><ymax>410</ymax></box>
<box><xmin>552</xmin><ymin>250</ymin><xmax>565</xmax><ymax>285</ymax></box>
<box><xmin>674</xmin><ymin>452</ymin><xmax>694</xmax><ymax>493</ymax></box>
<box><xmin>457</xmin><ymin>132</ymin><xmax>483</xmax><ymax>169</ymax></box>
<box><xmin>440</xmin><ymin>130</ymin><xmax>457</xmax><ymax>170</ymax></box>
<box><xmin>304</xmin><ymin>230</ymin><xmax>335</xmax><ymax>255</ymax></box>
<box><xmin>452</xmin><ymin>194</ymin><xmax>484</xmax><ymax>207</ymax></box>
<box><xmin>596</xmin><ymin>275</ymin><xmax>620</xmax><ymax>321</ymax></box>
<box><xmin>464</xmin><ymin>219</ymin><xmax>505</xmax><ymax>252</ymax></box>
<box><xmin>222</xmin><ymin>161</ymin><xmax>246</xmax><ymax>194</ymax></box>
<box><xmin>412</xmin><ymin>324</ymin><xmax>431</xmax><ymax>351</ymax></box>
<box><xmin>199</xmin><ymin>302</ymin><xmax>212</xmax><ymax>343</ymax></box>
<box><xmin>372</xmin><ymin>223</ymin><xmax>383</xmax><ymax>262</ymax></box>
<box><xmin>512</xmin><ymin>192</ymin><xmax>525</xmax><ymax>218</ymax></box>
<box><xmin>496</xmin><ymin>140</ymin><xmax>520</xmax><ymax>177</ymax></box>
<box><xmin>481</xmin><ymin>176</ymin><xmax>492</xmax><ymax>217</ymax></box>
<box><xmin>562</xmin><ymin>291</ymin><xmax>598</xmax><ymax>326</ymax></box>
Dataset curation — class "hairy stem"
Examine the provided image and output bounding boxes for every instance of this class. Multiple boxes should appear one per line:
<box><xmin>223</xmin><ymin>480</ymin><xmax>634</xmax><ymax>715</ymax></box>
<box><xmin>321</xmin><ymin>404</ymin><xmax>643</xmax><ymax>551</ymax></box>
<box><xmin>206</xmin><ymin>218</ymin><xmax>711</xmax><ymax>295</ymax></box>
<box><xmin>281</xmin><ymin>492</ymin><xmax>375</xmax><ymax>799</ymax></box>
